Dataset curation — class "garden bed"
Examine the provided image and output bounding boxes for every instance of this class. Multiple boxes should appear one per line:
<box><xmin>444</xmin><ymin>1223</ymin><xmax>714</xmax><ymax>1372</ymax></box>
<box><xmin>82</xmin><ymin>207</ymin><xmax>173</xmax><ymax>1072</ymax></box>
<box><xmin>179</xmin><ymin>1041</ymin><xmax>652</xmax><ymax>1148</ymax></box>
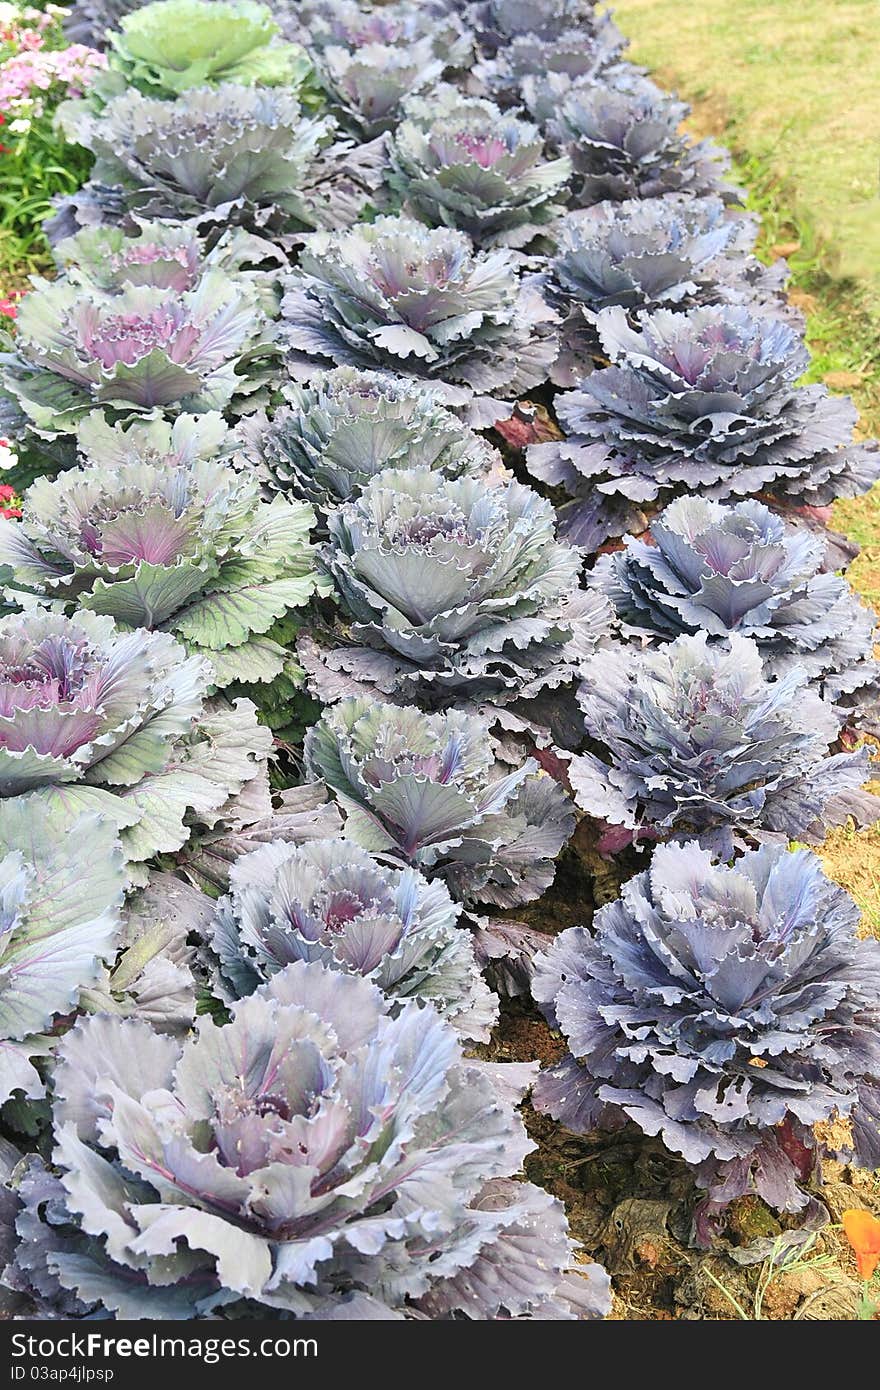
<box><xmin>0</xmin><ymin>0</ymin><xmax>879</xmax><ymax>1324</ymax></box>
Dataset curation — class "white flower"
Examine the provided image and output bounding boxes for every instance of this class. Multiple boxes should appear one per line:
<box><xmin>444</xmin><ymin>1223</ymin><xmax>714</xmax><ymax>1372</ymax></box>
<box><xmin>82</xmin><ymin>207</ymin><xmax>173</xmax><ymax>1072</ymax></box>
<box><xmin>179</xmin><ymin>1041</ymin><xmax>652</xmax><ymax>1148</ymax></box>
<box><xmin>0</xmin><ymin>439</ymin><xmax>18</xmax><ymax>472</ymax></box>
<box><xmin>8</xmin><ymin>118</ymin><xmax>32</xmax><ymax>134</ymax></box>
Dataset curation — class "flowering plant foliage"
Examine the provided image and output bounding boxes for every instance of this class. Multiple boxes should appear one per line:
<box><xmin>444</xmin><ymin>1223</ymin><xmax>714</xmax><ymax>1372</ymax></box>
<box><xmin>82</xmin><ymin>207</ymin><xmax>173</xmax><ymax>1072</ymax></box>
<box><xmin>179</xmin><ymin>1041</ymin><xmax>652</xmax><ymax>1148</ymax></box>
<box><xmin>0</xmin><ymin>6</ymin><xmax>104</xmax><ymax>260</ymax></box>
<box><xmin>307</xmin><ymin>467</ymin><xmax>608</xmax><ymax>708</ymax></box>
<box><xmin>528</xmin><ymin>304</ymin><xmax>880</xmax><ymax>549</ymax></box>
<box><xmin>532</xmin><ymin>841</ymin><xmax>880</xmax><ymax>1215</ymax></box>
<box><xmin>304</xmin><ymin>697</ymin><xmax>575</xmax><ymax>907</ymax></box>
<box><xmin>242</xmin><ymin>366</ymin><xmax>498</xmax><ymax>515</ymax></box>
<box><xmin>208</xmin><ymin>835</ymin><xmax>498</xmax><ymax>1039</ymax></box>
<box><xmin>1</xmin><ymin>964</ymin><xmax>611</xmax><ymax>1318</ymax></box>
<box><xmin>281</xmin><ymin>214</ymin><xmax>558</xmax><ymax>425</ymax></box>
<box><xmin>0</xmin><ymin>451</ymin><xmax>324</xmax><ymax>689</ymax></box>
<box><xmin>592</xmin><ymin>495</ymin><xmax>879</xmax><ymax>719</ymax></box>
<box><xmin>0</xmin><ymin>266</ymin><xmax>279</xmax><ymax>441</ymax></box>
<box><xmin>0</xmin><ymin>608</ymin><xmax>273</xmax><ymax>873</ymax></box>
<box><xmin>569</xmin><ymin>632</ymin><xmax>879</xmax><ymax>856</ymax></box>
<box><xmin>389</xmin><ymin>85</ymin><xmax>571</xmax><ymax>248</ymax></box>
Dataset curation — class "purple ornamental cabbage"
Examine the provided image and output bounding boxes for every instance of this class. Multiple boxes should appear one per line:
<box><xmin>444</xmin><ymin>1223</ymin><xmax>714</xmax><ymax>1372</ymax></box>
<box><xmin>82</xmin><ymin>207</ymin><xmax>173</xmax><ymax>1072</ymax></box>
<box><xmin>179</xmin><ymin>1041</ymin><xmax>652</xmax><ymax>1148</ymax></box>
<box><xmin>0</xmin><ymin>270</ymin><xmax>278</xmax><ymax>443</ymax></box>
<box><xmin>569</xmin><ymin>632</ymin><xmax>879</xmax><ymax>857</ymax></box>
<box><xmin>591</xmin><ymin>496</ymin><xmax>879</xmax><ymax>720</ymax></box>
<box><xmin>281</xmin><ymin>215</ymin><xmax>559</xmax><ymax>426</ymax></box>
<box><xmin>290</xmin><ymin>0</ymin><xmax>474</xmax><ymax>68</ymax></box>
<box><xmin>389</xmin><ymin>86</ymin><xmax>572</xmax><ymax>249</ymax></box>
<box><xmin>53</xmin><ymin>221</ymin><xmax>286</xmax><ymax>315</ymax></box>
<box><xmin>55</xmin><ymin>84</ymin><xmax>386</xmax><ymax>246</ymax></box>
<box><xmin>545</xmin><ymin>197</ymin><xmax>794</xmax><ymax>386</ymax></box>
<box><xmin>544</xmin><ymin>78</ymin><xmax>738</xmax><ymax>207</ymax></box>
<box><xmin>471</xmin><ymin>7</ymin><xmax>628</xmax><ymax>107</ymax></box>
<box><xmin>528</xmin><ymin>304</ymin><xmax>880</xmax><ymax>551</ymax></box>
<box><xmin>0</xmin><ymin>609</ymin><xmax>273</xmax><ymax>876</ymax></box>
<box><xmin>241</xmin><ymin>367</ymin><xmax>499</xmax><ymax>515</ymax></box>
<box><xmin>208</xmin><ymin>836</ymin><xmax>498</xmax><ymax>1040</ymax></box>
<box><xmin>0</xmin><ymin>798</ymin><xmax>124</xmax><ymax>1110</ymax></box>
<box><xmin>175</xmin><ymin>781</ymin><xmax>344</xmax><ymax>895</ymax></box>
<box><xmin>305</xmin><ymin>468</ymin><xmax>610</xmax><ymax>708</ymax></box>
<box><xmin>458</xmin><ymin>0</ymin><xmax>602</xmax><ymax>53</ymax></box>
<box><xmin>1</xmin><ymin>965</ymin><xmax>611</xmax><ymax>1318</ymax></box>
<box><xmin>315</xmin><ymin>40</ymin><xmax>445</xmax><ymax>138</ymax></box>
<box><xmin>532</xmin><ymin>840</ymin><xmax>880</xmax><ymax>1218</ymax></box>
<box><xmin>303</xmin><ymin>697</ymin><xmax>576</xmax><ymax>908</ymax></box>
<box><xmin>0</xmin><ymin>456</ymin><xmax>325</xmax><ymax>690</ymax></box>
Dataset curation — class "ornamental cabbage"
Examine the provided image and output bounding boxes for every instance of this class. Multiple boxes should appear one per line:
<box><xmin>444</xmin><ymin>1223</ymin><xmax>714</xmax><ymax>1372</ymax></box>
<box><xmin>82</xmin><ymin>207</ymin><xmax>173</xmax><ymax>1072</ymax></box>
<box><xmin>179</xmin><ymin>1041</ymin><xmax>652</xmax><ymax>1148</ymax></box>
<box><xmin>292</xmin><ymin>0</ymin><xmax>473</xmax><ymax>65</ymax></box>
<box><xmin>56</xmin><ymin>84</ymin><xmax>385</xmax><ymax>245</ymax></box>
<box><xmin>281</xmin><ymin>215</ymin><xmax>558</xmax><ymax>425</ymax></box>
<box><xmin>0</xmin><ymin>608</ymin><xmax>273</xmax><ymax>874</ymax></box>
<box><xmin>528</xmin><ymin>303</ymin><xmax>880</xmax><ymax>551</ymax></box>
<box><xmin>0</xmin><ymin>798</ymin><xmax>124</xmax><ymax>1110</ymax></box>
<box><xmin>389</xmin><ymin>86</ymin><xmax>571</xmax><ymax>248</ymax></box>
<box><xmin>315</xmin><ymin>40</ymin><xmax>445</xmax><ymax>138</ymax></box>
<box><xmin>545</xmin><ymin>78</ymin><xmax>737</xmax><ymax>206</ymax></box>
<box><xmin>54</xmin><ymin>222</ymin><xmax>286</xmax><ymax>313</ymax></box>
<box><xmin>471</xmin><ymin>7</ymin><xmax>627</xmax><ymax>107</ymax></box>
<box><xmin>0</xmin><ymin>270</ymin><xmax>278</xmax><ymax>442</ymax></box>
<box><xmin>461</xmin><ymin>0</ymin><xmax>604</xmax><ymax>52</ymax></box>
<box><xmin>303</xmin><ymin>697</ymin><xmax>576</xmax><ymax>907</ymax></box>
<box><xmin>101</xmin><ymin>0</ymin><xmax>318</xmax><ymax>102</ymax></box>
<box><xmin>569</xmin><ymin>632</ymin><xmax>879</xmax><ymax>856</ymax></box>
<box><xmin>208</xmin><ymin>836</ymin><xmax>498</xmax><ymax>1040</ymax></box>
<box><xmin>0</xmin><ymin>456</ymin><xmax>324</xmax><ymax>690</ymax></box>
<box><xmin>545</xmin><ymin>198</ymin><xmax>793</xmax><ymax>386</ymax></box>
<box><xmin>2</xmin><ymin>965</ymin><xmax>611</xmax><ymax>1318</ymax></box>
<box><xmin>242</xmin><ymin>367</ymin><xmax>499</xmax><ymax>515</ymax></box>
<box><xmin>532</xmin><ymin>841</ymin><xmax>880</xmax><ymax>1216</ymax></box>
<box><xmin>308</xmin><ymin>468</ymin><xmax>609</xmax><ymax>708</ymax></box>
<box><xmin>592</xmin><ymin>496</ymin><xmax>879</xmax><ymax>719</ymax></box>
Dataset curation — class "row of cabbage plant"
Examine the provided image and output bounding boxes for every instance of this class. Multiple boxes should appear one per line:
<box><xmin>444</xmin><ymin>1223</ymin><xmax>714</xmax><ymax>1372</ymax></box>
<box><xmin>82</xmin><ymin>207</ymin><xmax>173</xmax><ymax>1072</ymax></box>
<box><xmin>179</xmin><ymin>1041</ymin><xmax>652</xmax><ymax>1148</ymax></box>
<box><xmin>0</xmin><ymin>0</ymin><xmax>878</xmax><ymax>1323</ymax></box>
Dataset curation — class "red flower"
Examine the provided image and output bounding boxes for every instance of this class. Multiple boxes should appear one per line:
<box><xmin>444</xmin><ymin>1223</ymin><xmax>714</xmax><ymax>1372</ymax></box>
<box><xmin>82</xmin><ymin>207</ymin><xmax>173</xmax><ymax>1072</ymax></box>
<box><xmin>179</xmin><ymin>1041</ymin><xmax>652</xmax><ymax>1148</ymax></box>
<box><xmin>0</xmin><ymin>484</ymin><xmax>17</xmax><ymax>502</ymax></box>
<box><xmin>0</xmin><ymin>298</ymin><xmax>17</xmax><ymax>319</ymax></box>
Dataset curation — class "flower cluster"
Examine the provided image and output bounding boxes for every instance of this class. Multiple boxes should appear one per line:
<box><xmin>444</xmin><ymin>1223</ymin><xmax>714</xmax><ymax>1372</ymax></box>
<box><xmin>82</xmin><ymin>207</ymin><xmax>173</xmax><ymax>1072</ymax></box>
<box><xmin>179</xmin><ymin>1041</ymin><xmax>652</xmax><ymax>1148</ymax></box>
<box><xmin>0</xmin><ymin>39</ymin><xmax>105</xmax><ymax>129</ymax></box>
